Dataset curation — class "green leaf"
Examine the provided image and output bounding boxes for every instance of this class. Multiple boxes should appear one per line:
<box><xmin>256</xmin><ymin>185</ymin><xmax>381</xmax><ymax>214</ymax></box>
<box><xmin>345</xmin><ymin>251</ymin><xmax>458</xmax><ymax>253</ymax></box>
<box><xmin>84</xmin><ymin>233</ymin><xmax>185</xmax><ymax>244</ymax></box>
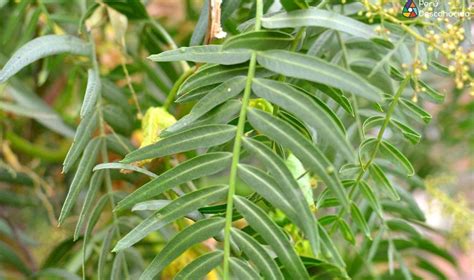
<box><xmin>394</xmin><ymin>185</ymin><xmax>425</xmax><ymax>221</ymax></box>
<box><xmin>163</xmin><ymin>99</ymin><xmax>242</xmax><ymax>137</ymax></box>
<box><xmin>0</xmin><ymin>240</ymin><xmax>30</xmax><ymax>275</ymax></box>
<box><xmin>74</xmin><ymin>170</ymin><xmax>104</xmax><ymax>241</ymax></box>
<box><xmin>148</xmin><ymin>45</ymin><xmax>250</xmax><ymax>65</ymax></box>
<box><xmin>257</xmin><ymin>50</ymin><xmax>381</xmax><ymax>102</ymax></box>
<box><xmin>175</xmin><ymin>84</ymin><xmax>214</xmax><ymax>103</ymax></box>
<box><xmin>121</xmin><ymin>125</ymin><xmax>236</xmax><ymax>164</ymax></box>
<box><xmin>82</xmin><ymin>193</ymin><xmax>109</xmax><ymax>271</ymax></box>
<box><xmin>359</xmin><ymin>180</ymin><xmax>384</xmax><ymax>219</ymax></box>
<box><xmin>174</xmin><ymin>251</ymin><xmax>223</xmax><ymax>280</ymax></box>
<box><xmin>415</xmin><ymin>79</ymin><xmax>445</xmax><ymax>103</ymax></box>
<box><xmin>307</xmin><ymin>29</ymin><xmax>334</xmax><ymax>56</ymax></box>
<box><xmin>262</xmin><ymin>8</ymin><xmax>376</xmax><ymax>39</ymax></box>
<box><xmin>317</xmin><ymin>223</ymin><xmax>346</xmax><ymax>269</ymax></box>
<box><xmin>101</xmin><ymin>79</ymin><xmax>130</xmax><ymax>110</ymax></box>
<box><xmin>238</xmin><ymin>164</ymin><xmax>302</xmax><ymax>228</ymax></box>
<box><xmin>111</xmin><ymin>251</ymin><xmax>125</xmax><ymax>280</ymax></box>
<box><xmin>358</xmin><ymin>137</ymin><xmax>377</xmax><ymax>165</ymax></box>
<box><xmin>285</xmin><ymin>153</ymin><xmax>313</xmax><ymax>205</ymax></box>
<box><xmin>3</xmin><ymin>78</ymin><xmax>75</xmax><ymax>137</ymax></box>
<box><xmin>80</xmin><ymin>69</ymin><xmax>101</xmax><ymax>119</ymax></box>
<box><xmin>114</xmin><ymin>185</ymin><xmax>228</xmax><ymax>251</ymax></box>
<box><xmin>252</xmin><ymin>78</ymin><xmax>353</xmax><ymax>160</ymax></box>
<box><xmin>416</xmin><ymin>258</ymin><xmax>448</xmax><ymax>280</ymax></box>
<box><xmin>386</xmin><ymin>219</ymin><xmax>421</xmax><ymax>238</ymax></box>
<box><xmin>369</xmin><ymin>164</ymin><xmax>400</xmax><ymax>201</ymax></box>
<box><xmin>98</xmin><ymin>227</ymin><xmax>116</xmax><ymax>280</ymax></box>
<box><xmin>139</xmin><ymin>217</ymin><xmax>225</xmax><ymax>279</ymax></box>
<box><xmin>350</xmin><ymin>202</ymin><xmax>372</xmax><ymax>240</ymax></box>
<box><xmin>103</xmin><ymin>0</ymin><xmax>148</xmax><ymax>19</ymax></box>
<box><xmin>223</xmin><ymin>30</ymin><xmax>294</xmax><ymax>51</ymax></box>
<box><xmin>166</xmin><ymin>76</ymin><xmax>246</xmax><ymax>133</ymax></box>
<box><xmin>104</xmin><ymin>134</ymin><xmax>134</xmax><ymax>156</ymax></box>
<box><xmin>319</xmin><ymin>215</ymin><xmax>338</xmax><ymax>226</ymax></box>
<box><xmin>400</xmin><ymin>98</ymin><xmax>432</xmax><ymax>124</ymax></box>
<box><xmin>63</xmin><ymin>111</ymin><xmax>98</xmax><ymax>173</ymax></box>
<box><xmin>0</xmin><ymin>101</ymin><xmax>62</xmax><ymax>120</ymax></box>
<box><xmin>315</xmin><ymin>84</ymin><xmax>354</xmax><ymax>116</ymax></box>
<box><xmin>0</xmin><ymin>35</ymin><xmax>91</xmax><ymax>83</ymax></box>
<box><xmin>362</xmin><ymin>115</ymin><xmax>384</xmax><ymax>136</ymax></box>
<box><xmin>338</xmin><ymin>219</ymin><xmax>355</xmax><ymax>245</ymax></box>
<box><xmin>58</xmin><ymin>138</ymin><xmax>101</xmax><ymax>225</ymax></box>
<box><xmin>230</xmin><ymin>257</ymin><xmax>260</xmax><ymax>279</ymax></box>
<box><xmin>380</xmin><ymin>140</ymin><xmax>415</xmax><ymax>176</ymax></box>
<box><xmin>389</xmin><ymin>65</ymin><xmax>405</xmax><ymax>81</ymax></box>
<box><xmin>93</xmin><ymin>162</ymin><xmax>157</xmax><ymax>178</ymax></box>
<box><xmin>115</xmin><ymin>152</ymin><xmax>232</xmax><ymax>211</ymax></box>
<box><xmin>178</xmin><ymin>64</ymin><xmax>271</xmax><ymax>95</ymax></box>
<box><xmin>429</xmin><ymin>61</ymin><xmax>452</xmax><ymax>76</ymax></box>
<box><xmin>33</xmin><ymin>268</ymin><xmax>81</xmax><ymax>280</ymax></box>
<box><xmin>234</xmin><ymin>196</ymin><xmax>309</xmax><ymax>279</ymax></box>
<box><xmin>300</xmin><ymin>256</ymin><xmax>347</xmax><ymax>279</ymax></box>
<box><xmin>247</xmin><ymin>109</ymin><xmax>350</xmax><ymax>211</ymax></box>
<box><xmin>242</xmin><ymin>137</ymin><xmax>320</xmax><ymax>255</ymax></box>
<box><xmin>391</xmin><ymin>119</ymin><xmax>421</xmax><ymax>144</ymax></box>
<box><xmin>190</xmin><ymin>0</ymin><xmax>209</xmax><ymax>46</ymax></box>
<box><xmin>280</xmin><ymin>0</ymin><xmax>309</xmax><ymax>11</ymax></box>
<box><xmin>102</xmin><ymin>105</ymin><xmax>133</xmax><ymax>135</ymax></box>
<box><xmin>231</xmin><ymin>228</ymin><xmax>284</xmax><ymax>280</ymax></box>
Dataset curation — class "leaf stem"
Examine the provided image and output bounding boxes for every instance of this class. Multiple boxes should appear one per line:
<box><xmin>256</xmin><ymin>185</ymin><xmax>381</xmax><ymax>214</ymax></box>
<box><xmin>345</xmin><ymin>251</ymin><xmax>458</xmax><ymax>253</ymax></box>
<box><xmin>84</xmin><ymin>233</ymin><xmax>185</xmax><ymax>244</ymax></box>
<box><xmin>88</xmin><ymin>29</ymin><xmax>130</xmax><ymax>279</ymax></box>
<box><xmin>222</xmin><ymin>1</ymin><xmax>262</xmax><ymax>278</ymax></box>
<box><xmin>163</xmin><ymin>66</ymin><xmax>196</xmax><ymax>111</ymax></box>
<box><xmin>330</xmin><ymin>75</ymin><xmax>410</xmax><ymax>234</ymax></box>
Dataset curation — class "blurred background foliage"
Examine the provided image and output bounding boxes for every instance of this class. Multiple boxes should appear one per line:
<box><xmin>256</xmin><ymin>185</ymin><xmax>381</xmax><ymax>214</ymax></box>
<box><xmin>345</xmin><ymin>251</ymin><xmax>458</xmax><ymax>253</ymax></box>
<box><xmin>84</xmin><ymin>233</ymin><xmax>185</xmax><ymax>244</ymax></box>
<box><xmin>0</xmin><ymin>0</ymin><xmax>472</xmax><ymax>279</ymax></box>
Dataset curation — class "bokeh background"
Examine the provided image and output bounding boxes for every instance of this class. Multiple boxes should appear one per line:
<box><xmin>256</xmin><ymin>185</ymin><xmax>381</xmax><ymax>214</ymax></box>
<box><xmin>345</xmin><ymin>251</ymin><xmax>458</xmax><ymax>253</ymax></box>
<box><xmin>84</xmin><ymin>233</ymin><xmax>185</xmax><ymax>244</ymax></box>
<box><xmin>0</xmin><ymin>0</ymin><xmax>472</xmax><ymax>279</ymax></box>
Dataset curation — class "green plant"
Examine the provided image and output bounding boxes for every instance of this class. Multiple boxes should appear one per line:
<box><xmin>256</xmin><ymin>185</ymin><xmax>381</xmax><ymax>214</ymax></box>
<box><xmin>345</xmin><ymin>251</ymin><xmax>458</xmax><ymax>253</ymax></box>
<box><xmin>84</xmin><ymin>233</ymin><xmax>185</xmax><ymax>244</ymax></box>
<box><xmin>0</xmin><ymin>0</ymin><xmax>472</xmax><ymax>279</ymax></box>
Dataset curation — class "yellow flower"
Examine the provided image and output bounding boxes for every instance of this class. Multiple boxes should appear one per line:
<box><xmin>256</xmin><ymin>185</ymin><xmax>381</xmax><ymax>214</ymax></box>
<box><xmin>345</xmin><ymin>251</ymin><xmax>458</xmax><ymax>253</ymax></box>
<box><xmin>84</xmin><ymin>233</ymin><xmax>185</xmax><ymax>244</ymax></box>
<box><xmin>133</xmin><ymin>107</ymin><xmax>176</xmax><ymax>166</ymax></box>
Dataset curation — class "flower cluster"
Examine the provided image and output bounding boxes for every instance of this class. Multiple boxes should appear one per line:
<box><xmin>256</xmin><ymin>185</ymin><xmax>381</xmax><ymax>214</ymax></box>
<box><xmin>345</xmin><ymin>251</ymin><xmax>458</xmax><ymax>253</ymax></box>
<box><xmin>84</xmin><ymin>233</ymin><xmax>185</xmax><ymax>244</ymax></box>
<box><xmin>360</xmin><ymin>0</ymin><xmax>473</xmax><ymax>93</ymax></box>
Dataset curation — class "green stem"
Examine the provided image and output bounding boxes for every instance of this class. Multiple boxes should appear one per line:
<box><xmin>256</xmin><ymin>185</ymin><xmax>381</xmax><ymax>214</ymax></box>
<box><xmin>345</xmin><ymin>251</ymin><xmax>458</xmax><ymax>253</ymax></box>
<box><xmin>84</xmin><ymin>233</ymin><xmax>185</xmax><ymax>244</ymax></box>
<box><xmin>5</xmin><ymin>131</ymin><xmax>69</xmax><ymax>163</ymax></box>
<box><xmin>163</xmin><ymin>66</ymin><xmax>196</xmax><ymax>111</ymax></box>
<box><xmin>222</xmin><ymin>1</ymin><xmax>262</xmax><ymax>278</ymax></box>
<box><xmin>87</xmin><ymin>28</ymin><xmax>130</xmax><ymax>279</ymax></box>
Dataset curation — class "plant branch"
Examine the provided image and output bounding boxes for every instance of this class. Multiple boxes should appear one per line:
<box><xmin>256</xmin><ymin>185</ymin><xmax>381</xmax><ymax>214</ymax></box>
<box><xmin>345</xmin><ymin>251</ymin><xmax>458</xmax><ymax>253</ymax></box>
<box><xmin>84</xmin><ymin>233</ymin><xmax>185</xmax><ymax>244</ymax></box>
<box><xmin>330</xmin><ymin>75</ymin><xmax>411</xmax><ymax>235</ymax></box>
<box><xmin>163</xmin><ymin>66</ymin><xmax>196</xmax><ymax>111</ymax></box>
<box><xmin>222</xmin><ymin>1</ymin><xmax>262</xmax><ymax>278</ymax></box>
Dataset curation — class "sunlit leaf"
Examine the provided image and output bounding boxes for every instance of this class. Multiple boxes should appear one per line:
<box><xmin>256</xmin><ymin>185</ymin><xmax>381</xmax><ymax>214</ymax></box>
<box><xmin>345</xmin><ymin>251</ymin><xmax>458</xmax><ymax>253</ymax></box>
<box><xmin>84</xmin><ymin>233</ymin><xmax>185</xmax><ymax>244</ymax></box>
<box><xmin>114</xmin><ymin>185</ymin><xmax>228</xmax><ymax>251</ymax></box>
<box><xmin>262</xmin><ymin>8</ymin><xmax>376</xmax><ymax>39</ymax></box>
<box><xmin>115</xmin><ymin>152</ymin><xmax>232</xmax><ymax>211</ymax></box>
<box><xmin>121</xmin><ymin>125</ymin><xmax>236</xmax><ymax>164</ymax></box>
<box><xmin>148</xmin><ymin>45</ymin><xmax>251</xmax><ymax>65</ymax></box>
<box><xmin>252</xmin><ymin>78</ymin><xmax>353</xmax><ymax>160</ymax></box>
<box><xmin>257</xmin><ymin>50</ymin><xmax>382</xmax><ymax>102</ymax></box>
<box><xmin>223</xmin><ymin>30</ymin><xmax>294</xmax><ymax>51</ymax></box>
<box><xmin>231</xmin><ymin>228</ymin><xmax>284</xmax><ymax>279</ymax></box>
<box><xmin>247</xmin><ymin>109</ymin><xmax>350</xmax><ymax>210</ymax></box>
<box><xmin>234</xmin><ymin>196</ymin><xmax>309</xmax><ymax>279</ymax></box>
<box><xmin>174</xmin><ymin>251</ymin><xmax>223</xmax><ymax>280</ymax></box>
<box><xmin>139</xmin><ymin>218</ymin><xmax>225</xmax><ymax>279</ymax></box>
<box><xmin>0</xmin><ymin>35</ymin><xmax>91</xmax><ymax>83</ymax></box>
<box><xmin>59</xmin><ymin>138</ymin><xmax>102</xmax><ymax>225</ymax></box>
<box><xmin>80</xmin><ymin>69</ymin><xmax>101</xmax><ymax>119</ymax></box>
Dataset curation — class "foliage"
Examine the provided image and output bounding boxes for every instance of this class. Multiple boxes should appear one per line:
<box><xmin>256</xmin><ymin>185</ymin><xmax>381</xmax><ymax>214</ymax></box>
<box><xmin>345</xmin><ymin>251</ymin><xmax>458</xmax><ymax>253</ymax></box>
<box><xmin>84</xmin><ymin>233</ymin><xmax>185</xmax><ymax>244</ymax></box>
<box><xmin>0</xmin><ymin>0</ymin><xmax>472</xmax><ymax>279</ymax></box>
